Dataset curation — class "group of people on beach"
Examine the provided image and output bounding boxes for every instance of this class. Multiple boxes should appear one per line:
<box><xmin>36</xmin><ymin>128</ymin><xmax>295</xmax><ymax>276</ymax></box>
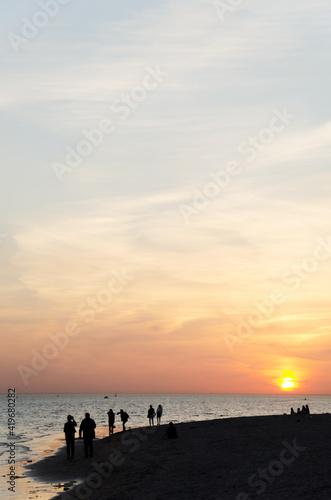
<box><xmin>107</xmin><ymin>403</ymin><xmax>163</xmax><ymax>434</ymax></box>
<box><xmin>147</xmin><ymin>404</ymin><xmax>163</xmax><ymax>426</ymax></box>
<box><xmin>290</xmin><ymin>404</ymin><xmax>310</xmax><ymax>415</ymax></box>
<box><xmin>64</xmin><ymin>410</ymin><xmax>128</xmax><ymax>460</ymax></box>
<box><xmin>64</xmin><ymin>403</ymin><xmax>176</xmax><ymax>460</ymax></box>
<box><xmin>107</xmin><ymin>408</ymin><xmax>129</xmax><ymax>434</ymax></box>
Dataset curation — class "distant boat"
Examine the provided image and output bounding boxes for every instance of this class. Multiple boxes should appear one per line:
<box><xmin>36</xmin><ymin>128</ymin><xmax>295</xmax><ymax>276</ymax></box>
<box><xmin>104</xmin><ymin>396</ymin><xmax>108</xmax><ymax>399</ymax></box>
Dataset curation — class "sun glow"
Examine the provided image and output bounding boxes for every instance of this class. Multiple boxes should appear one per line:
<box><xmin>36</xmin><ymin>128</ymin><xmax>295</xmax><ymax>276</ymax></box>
<box><xmin>278</xmin><ymin>370</ymin><xmax>297</xmax><ymax>391</ymax></box>
<box><xmin>281</xmin><ymin>377</ymin><xmax>296</xmax><ymax>390</ymax></box>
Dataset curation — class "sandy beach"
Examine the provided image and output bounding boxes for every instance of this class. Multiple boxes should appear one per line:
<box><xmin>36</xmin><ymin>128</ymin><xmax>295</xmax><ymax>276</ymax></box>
<box><xmin>25</xmin><ymin>414</ymin><xmax>331</xmax><ymax>500</ymax></box>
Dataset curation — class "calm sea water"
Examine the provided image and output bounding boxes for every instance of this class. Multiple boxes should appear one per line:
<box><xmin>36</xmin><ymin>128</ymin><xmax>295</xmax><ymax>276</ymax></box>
<box><xmin>1</xmin><ymin>393</ymin><xmax>330</xmax><ymax>499</ymax></box>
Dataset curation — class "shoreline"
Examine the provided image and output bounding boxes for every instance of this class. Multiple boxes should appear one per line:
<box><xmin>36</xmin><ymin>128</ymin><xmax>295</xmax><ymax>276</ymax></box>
<box><xmin>24</xmin><ymin>413</ymin><xmax>331</xmax><ymax>500</ymax></box>
<box><xmin>9</xmin><ymin>427</ymin><xmax>111</xmax><ymax>500</ymax></box>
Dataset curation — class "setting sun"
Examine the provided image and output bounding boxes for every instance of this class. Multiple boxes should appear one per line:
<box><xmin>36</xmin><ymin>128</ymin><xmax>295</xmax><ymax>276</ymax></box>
<box><xmin>278</xmin><ymin>371</ymin><xmax>297</xmax><ymax>391</ymax></box>
<box><xmin>281</xmin><ymin>377</ymin><xmax>296</xmax><ymax>390</ymax></box>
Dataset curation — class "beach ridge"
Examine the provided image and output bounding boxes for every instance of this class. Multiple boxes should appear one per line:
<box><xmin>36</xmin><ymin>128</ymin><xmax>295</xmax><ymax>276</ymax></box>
<box><xmin>23</xmin><ymin>413</ymin><xmax>331</xmax><ymax>500</ymax></box>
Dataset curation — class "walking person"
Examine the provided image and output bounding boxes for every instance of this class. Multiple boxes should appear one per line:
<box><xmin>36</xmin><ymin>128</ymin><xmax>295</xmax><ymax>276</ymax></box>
<box><xmin>64</xmin><ymin>415</ymin><xmax>77</xmax><ymax>460</ymax></box>
<box><xmin>107</xmin><ymin>409</ymin><xmax>115</xmax><ymax>435</ymax></box>
<box><xmin>147</xmin><ymin>405</ymin><xmax>156</xmax><ymax>426</ymax></box>
<box><xmin>117</xmin><ymin>409</ymin><xmax>129</xmax><ymax>431</ymax></box>
<box><xmin>156</xmin><ymin>404</ymin><xmax>163</xmax><ymax>425</ymax></box>
<box><xmin>79</xmin><ymin>412</ymin><xmax>96</xmax><ymax>458</ymax></box>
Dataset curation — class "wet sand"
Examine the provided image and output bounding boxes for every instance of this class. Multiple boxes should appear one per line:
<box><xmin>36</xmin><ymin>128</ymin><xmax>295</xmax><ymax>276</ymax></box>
<box><xmin>26</xmin><ymin>414</ymin><xmax>331</xmax><ymax>500</ymax></box>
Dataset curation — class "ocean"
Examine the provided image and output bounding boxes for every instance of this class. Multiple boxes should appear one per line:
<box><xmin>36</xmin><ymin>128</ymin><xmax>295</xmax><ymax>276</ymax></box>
<box><xmin>1</xmin><ymin>393</ymin><xmax>330</xmax><ymax>499</ymax></box>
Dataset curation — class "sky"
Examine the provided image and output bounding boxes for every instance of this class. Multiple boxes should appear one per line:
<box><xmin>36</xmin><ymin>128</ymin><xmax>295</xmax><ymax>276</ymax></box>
<box><xmin>1</xmin><ymin>0</ymin><xmax>331</xmax><ymax>395</ymax></box>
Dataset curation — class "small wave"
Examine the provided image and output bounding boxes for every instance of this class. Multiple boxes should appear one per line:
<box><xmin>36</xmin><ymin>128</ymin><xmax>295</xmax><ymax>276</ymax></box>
<box><xmin>15</xmin><ymin>444</ymin><xmax>31</xmax><ymax>452</ymax></box>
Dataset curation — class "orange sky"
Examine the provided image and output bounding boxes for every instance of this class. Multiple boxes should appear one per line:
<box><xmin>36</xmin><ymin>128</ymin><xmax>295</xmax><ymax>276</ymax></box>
<box><xmin>2</xmin><ymin>209</ymin><xmax>331</xmax><ymax>394</ymax></box>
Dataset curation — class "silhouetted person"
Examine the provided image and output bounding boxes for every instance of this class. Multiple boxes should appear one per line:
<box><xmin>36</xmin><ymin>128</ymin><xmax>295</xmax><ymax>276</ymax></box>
<box><xmin>64</xmin><ymin>415</ymin><xmax>77</xmax><ymax>460</ymax></box>
<box><xmin>301</xmin><ymin>405</ymin><xmax>307</xmax><ymax>414</ymax></box>
<box><xmin>107</xmin><ymin>409</ymin><xmax>115</xmax><ymax>435</ymax></box>
<box><xmin>79</xmin><ymin>413</ymin><xmax>96</xmax><ymax>458</ymax></box>
<box><xmin>305</xmin><ymin>404</ymin><xmax>310</xmax><ymax>415</ymax></box>
<box><xmin>156</xmin><ymin>404</ymin><xmax>163</xmax><ymax>425</ymax></box>
<box><xmin>290</xmin><ymin>407</ymin><xmax>295</xmax><ymax>415</ymax></box>
<box><xmin>117</xmin><ymin>409</ymin><xmax>129</xmax><ymax>431</ymax></box>
<box><xmin>164</xmin><ymin>422</ymin><xmax>178</xmax><ymax>439</ymax></box>
<box><xmin>147</xmin><ymin>405</ymin><xmax>156</xmax><ymax>426</ymax></box>
<box><xmin>297</xmin><ymin>408</ymin><xmax>301</xmax><ymax>414</ymax></box>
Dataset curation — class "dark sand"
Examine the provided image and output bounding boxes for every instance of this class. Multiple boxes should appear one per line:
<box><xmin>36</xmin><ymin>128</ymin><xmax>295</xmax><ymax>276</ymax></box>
<box><xmin>26</xmin><ymin>414</ymin><xmax>331</xmax><ymax>500</ymax></box>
